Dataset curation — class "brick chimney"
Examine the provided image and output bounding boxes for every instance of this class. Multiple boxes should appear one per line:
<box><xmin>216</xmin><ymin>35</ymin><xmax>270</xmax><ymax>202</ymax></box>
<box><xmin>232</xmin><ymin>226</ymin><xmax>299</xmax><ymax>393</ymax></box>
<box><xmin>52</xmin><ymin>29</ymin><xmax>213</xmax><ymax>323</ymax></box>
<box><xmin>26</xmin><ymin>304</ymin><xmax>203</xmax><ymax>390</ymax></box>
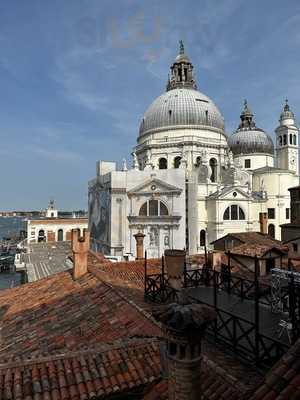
<box><xmin>153</xmin><ymin>302</ymin><xmax>216</xmax><ymax>400</ymax></box>
<box><xmin>164</xmin><ymin>249</ymin><xmax>186</xmax><ymax>289</ymax></box>
<box><xmin>134</xmin><ymin>232</ymin><xmax>145</xmax><ymax>260</ymax></box>
<box><xmin>72</xmin><ymin>229</ymin><xmax>90</xmax><ymax>279</ymax></box>
<box><xmin>259</xmin><ymin>212</ymin><xmax>268</xmax><ymax>234</ymax></box>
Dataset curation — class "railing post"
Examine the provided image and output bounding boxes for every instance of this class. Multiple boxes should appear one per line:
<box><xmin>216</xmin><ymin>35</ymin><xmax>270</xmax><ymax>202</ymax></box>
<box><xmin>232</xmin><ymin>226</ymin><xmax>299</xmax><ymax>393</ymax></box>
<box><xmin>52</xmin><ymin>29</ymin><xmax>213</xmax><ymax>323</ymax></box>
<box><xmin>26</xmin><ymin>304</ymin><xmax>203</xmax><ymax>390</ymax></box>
<box><xmin>254</xmin><ymin>255</ymin><xmax>260</xmax><ymax>365</ymax></box>
<box><xmin>183</xmin><ymin>260</ymin><xmax>187</xmax><ymax>288</ymax></box>
<box><xmin>289</xmin><ymin>272</ymin><xmax>296</xmax><ymax>344</ymax></box>
<box><xmin>213</xmin><ymin>270</ymin><xmax>217</xmax><ymax>309</ymax></box>
<box><xmin>227</xmin><ymin>251</ymin><xmax>231</xmax><ymax>294</ymax></box>
<box><xmin>241</xmin><ymin>278</ymin><xmax>244</xmax><ymax>300</ymax></box>
<box><xmin>144</xmin><ymin>250</ymin><xmax>147</xmax><ymax>298</ymax></box>
<box><xmin>162</xmin><ymin>255</ymin><xmax>165</xmax><ymax>287</ymax></box>
<box><xmin>204</xmin><ymin>244</ymin><xmax>208</xmax><ymax>266</ymax></box>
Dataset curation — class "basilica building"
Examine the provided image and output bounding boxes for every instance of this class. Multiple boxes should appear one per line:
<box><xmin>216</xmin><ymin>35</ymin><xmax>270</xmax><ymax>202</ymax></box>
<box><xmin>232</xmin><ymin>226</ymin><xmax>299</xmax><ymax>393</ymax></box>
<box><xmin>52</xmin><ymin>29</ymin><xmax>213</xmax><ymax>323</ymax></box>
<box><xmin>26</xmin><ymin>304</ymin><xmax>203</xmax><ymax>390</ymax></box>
<box><xmin>88</xmin><ymin>42</ymin><xmax>299</xmax><ymax>258</ymax></box>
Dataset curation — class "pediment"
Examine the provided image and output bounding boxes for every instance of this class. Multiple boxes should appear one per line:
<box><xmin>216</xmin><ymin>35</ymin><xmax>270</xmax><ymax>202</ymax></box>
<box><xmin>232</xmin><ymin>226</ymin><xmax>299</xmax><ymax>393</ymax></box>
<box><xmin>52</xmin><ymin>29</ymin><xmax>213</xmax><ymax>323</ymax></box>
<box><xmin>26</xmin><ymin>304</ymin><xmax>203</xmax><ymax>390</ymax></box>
<box><xmin>128</xmin><ymin>178</ymin><xmax>182</xmax><ymax>196</ymax></box>
<box><xmin>219</xmin><ymin>187</ymin><xmax>251</xmax><ymax>200</ymax></box>
<box><xmin>208</xmin><ymin>186</ymin><xmax>251</xmax><ymax>200</ymax></box>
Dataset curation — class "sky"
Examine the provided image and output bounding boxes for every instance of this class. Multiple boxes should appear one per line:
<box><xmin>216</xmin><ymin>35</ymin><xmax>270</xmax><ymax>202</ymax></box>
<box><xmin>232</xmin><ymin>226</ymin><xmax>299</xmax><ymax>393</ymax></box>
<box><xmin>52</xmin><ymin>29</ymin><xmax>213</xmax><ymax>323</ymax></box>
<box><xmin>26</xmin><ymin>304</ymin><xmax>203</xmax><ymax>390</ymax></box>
<box><xmin>1</xmin><ymin>0</ymin><xmax>300</xmax><ymax>210</ymax></box>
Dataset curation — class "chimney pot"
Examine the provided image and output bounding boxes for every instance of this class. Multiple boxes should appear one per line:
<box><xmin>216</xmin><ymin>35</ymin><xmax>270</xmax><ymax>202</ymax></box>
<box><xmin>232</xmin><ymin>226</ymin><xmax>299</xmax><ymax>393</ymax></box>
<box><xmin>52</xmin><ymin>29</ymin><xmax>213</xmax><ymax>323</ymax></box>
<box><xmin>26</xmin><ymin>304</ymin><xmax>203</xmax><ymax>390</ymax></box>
<box><xmin>259</xmin><ymin>212</ymin><xmax>268</xmax><ymax>235</ymax></box>
<box><xmin>153</xmin><ymin>302</ymin><xmax>216</xmax><ymax>400</ymax></box>
<box><xmin>134</xmin><ymin>232</ymin><xmax>145</xmax><ymax>260</ymax></box>
<box><xmin>164</xmin><ymin>249</ymin><xmax>186</xmax><ymax>289</ymax></box>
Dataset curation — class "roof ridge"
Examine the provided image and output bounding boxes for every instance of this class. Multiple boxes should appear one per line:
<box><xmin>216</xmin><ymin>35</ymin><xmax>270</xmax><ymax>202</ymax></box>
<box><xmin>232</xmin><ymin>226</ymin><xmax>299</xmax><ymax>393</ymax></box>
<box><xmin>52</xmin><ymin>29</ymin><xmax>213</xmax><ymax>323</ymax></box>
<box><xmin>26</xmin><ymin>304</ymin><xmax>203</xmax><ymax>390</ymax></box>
<box><xmin>0</xmin><ymin>337</ymin><xmax>160</xmax><ymax>370</ymax></box>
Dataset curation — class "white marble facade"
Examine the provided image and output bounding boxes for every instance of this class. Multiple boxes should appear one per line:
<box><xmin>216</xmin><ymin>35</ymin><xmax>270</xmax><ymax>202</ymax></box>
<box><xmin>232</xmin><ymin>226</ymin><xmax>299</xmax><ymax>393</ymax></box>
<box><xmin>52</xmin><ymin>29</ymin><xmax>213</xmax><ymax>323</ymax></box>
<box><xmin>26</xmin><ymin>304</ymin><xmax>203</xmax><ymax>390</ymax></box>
<box><xmin>89</xmin><ymin>43</ymin><xmax>299</xmax><ymax>257</ymax></box>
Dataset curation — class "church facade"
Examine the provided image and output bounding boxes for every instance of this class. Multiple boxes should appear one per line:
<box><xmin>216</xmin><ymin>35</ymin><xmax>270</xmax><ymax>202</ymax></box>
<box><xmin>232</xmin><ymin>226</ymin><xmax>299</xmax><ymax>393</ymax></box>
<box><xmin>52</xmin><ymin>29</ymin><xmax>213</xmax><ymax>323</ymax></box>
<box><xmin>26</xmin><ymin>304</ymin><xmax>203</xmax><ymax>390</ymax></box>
<box><xmin>88</xmin><ymin>43</ymin><xmax>299</xmax><ymax>257</ymax></box>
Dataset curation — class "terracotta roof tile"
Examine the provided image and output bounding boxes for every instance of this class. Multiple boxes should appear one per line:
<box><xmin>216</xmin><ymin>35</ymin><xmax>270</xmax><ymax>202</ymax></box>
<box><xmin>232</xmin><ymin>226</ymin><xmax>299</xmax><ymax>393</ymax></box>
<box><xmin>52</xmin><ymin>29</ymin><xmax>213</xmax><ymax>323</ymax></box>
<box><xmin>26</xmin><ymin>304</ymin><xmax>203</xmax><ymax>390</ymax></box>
<box><xmin>230</xmin><ymin>243</ymin><xmax>286</xmax><ymax>258</ymax></box>
<box><xmin>0</xmin><ymin>267</ymin><xmax>161</xmax><ymax>359</ymax></box>
<box><xmin>251</xmin><ymin>338</ymin><xmax>300</xmax><ymax>399</ymax></box>
<box><xmin>0</xmin><ymin>339</ymin><xmax>161</xmax><ymax>400</ymax></box>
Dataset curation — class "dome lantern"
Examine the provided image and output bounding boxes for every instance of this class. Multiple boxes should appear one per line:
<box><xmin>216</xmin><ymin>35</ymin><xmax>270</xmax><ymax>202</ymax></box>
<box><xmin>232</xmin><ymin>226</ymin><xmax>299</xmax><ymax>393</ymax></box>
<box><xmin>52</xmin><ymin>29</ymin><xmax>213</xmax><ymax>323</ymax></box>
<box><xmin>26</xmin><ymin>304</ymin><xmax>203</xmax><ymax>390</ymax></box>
<box><xmin>166</xmin><ymin>41</ymin><xmax>197</xmax><ymax>91</ymax></box>
<box><xmin>239</xmin><ymin>100</ymin><xmax>255</xmax><ymax>129</ymax></box>
<box><xmin>279</xmin><ymin>99</ymin><xmax>296</xmax><ymax>126</ymax></box>
<box><xmin>138</xmin><ymin>43</ymin><xmax>225</xmax><ymax>138</ymax></box>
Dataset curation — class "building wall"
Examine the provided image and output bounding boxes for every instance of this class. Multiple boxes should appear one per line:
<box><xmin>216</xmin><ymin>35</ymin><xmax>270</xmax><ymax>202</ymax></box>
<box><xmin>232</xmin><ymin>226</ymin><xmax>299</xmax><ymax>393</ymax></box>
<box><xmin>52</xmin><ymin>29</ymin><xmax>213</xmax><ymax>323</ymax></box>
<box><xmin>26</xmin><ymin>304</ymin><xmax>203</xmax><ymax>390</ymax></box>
<box><xmin>136</xmin><ymin>127</ymin><xmax>228</xmax><ymax>172</ymax></box>
<box><xmin>234</xmin><ymin>153</ymin><xmax>274</xmax><ymax>170</ymax></box>
<box><xmin>231</xmin><ymin>251</ymin><xmax>282</xmax><ymax>276</ymax></box>
<box><xmin>89</xmin><ymin>165</ymin><xmax>186</xmax><ymax>258</ymax></box>
<box><xmin>27</xmin><ymin>219</ymin><xmax>88</xmax><ymax>243</ymax></box>
<box><xmin>252</xmin><ymin>171</ymin><xmax>298</xmax><ymax>240</ymax></box>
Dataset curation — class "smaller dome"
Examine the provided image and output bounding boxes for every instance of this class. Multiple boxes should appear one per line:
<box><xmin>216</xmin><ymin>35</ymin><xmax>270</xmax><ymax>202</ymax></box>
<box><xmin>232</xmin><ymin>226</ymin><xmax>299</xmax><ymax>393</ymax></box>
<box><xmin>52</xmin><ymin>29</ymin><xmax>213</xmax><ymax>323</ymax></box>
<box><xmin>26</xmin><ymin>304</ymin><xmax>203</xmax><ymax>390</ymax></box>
<box><xmin>228</xmin><ymin>128</ymin><xmax>274</xmax><ymax>155</ymax></box>
<box><xmin>228</xmin><ymin>101</ymin><xmax>274</xmax><ymax>156</ymax></box>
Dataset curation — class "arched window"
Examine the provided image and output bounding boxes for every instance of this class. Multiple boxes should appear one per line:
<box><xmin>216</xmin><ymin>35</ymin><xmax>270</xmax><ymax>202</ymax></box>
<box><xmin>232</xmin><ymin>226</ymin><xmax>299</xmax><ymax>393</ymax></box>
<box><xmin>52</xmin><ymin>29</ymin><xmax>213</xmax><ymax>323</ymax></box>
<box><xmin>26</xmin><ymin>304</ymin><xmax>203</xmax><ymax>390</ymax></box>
<box><xmin>283</xmin><ymin>134</ymin><xmax>287</xmax><ymax>145</ymax></box>
<box><xmin>290</xmin><ymin>134</ymin><xmax>293</xmax><ymax>145</ymax></box>
<box><xmin>200</xmin><ymin>230</ymin><xmax>206</xmax><ymax>246</ymax></box>
<box><xmin>174</xmin><ymin>156</ymin><xmax>181</xmax><ymax>168</ymax></box>
<box><xmin>195</xmin><ymin>156</ymin><xmax>201</xmax><ymax>167</ymax></box>
<box><xmin>268</xmin><ymin>224</ymin><xmax>275</xmax><ymax>238</ymax></box>
<box><xmin>293</xmin><ymin>135</ymin><xmax>297</xmax><ymax>145</ymax></box>
<box><xmin>139</xmin><ymin>200</ymin><xmax>169</xmax><ymax>217</ymax></box>
<box><xmin>209</xmin><ymin>158</ymin><xmax>217</xmax><ymax>182</ymax></box>
<box><xmin>159</xmin><ymin>158</ymin><xmax>167</xmax><ymax>169</ymax></box>
<box><xmin>38</xmin><ymin>229</ymin><xmax>45</xmax><ymax>242</ymax></box>
<box><xmin>58</xmin><ymin>229</ymin><xmax>63</xmax><ymax>241</ymax></box>
<box><xmin>223</xmin><ymin>205</ymin><xmax>245</xmax><ymax>220</ymax></box>
<box><xmin>279</xmin><ymin>136</ymin><xmax>282</xmax><ymax>146</ymax></box>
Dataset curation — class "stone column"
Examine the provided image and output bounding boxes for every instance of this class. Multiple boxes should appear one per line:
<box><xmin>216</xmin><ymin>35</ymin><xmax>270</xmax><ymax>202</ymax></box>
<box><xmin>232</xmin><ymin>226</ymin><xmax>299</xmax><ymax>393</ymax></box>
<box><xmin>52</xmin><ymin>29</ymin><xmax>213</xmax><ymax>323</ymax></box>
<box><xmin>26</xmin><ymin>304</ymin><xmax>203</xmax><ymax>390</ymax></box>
<box><xmin>153</xmin><ymin>302</ymin><xmax>216</xmax><ymax>400</ymax></box>
<box><xmin>72</xmin><ymin>229</ymin><xmax>90</xmax><ymax>280</ymax></box>
<box><xmin>116</xmin><ymin>198</ymin><xmax>123</xmax><ymax>247</ymax></box>
<box><xmin>134</xmin><ymin>232</ymin><xmax>145</xmax><ymax>260</ymax></box>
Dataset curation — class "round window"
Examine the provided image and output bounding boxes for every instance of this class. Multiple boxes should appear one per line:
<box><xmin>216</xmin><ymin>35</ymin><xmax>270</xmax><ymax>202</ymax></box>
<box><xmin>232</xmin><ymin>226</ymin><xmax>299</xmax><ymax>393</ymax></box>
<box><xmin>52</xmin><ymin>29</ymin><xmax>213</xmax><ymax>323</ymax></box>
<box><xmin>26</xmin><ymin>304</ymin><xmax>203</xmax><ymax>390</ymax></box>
<box><xmin>233</xmin><ymin>192</ymin><xmax>237</xmax><ymax>197</ymax></box>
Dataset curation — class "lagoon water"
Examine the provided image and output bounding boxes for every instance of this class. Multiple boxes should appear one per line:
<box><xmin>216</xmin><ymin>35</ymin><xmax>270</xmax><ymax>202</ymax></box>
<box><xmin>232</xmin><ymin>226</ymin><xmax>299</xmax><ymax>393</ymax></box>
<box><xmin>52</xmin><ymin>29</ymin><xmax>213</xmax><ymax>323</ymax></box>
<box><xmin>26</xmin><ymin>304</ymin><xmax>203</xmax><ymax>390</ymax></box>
<box><xmin>0</xmin><ymin>271</ymin><xmax>22</xmax><ymax>290</ymax></box>
<box><xmin>0</xmin><ymin>217</ymin><xmax>26</xmax><ymax>240</ymax></box>
<box><xmin>0</xmin><ymin>217</ymin><xmax>26</xmax><ymax>290</ymax></box>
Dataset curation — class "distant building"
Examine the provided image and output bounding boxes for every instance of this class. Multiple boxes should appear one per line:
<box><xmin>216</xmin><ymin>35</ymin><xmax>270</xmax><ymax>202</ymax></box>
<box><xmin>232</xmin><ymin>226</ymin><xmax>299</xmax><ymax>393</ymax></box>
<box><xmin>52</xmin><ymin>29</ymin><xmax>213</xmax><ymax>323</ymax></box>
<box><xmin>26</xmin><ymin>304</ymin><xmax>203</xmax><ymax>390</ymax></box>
<box><xmin>27</xmin><ymin>200</ymin><xmax>88</xmax><ymax>243</ymax></box>
<box><xmin>281</xmin><ymin>185</ymin><xmax>300</xmax><ymax>258</ymax></box>
<box><xmin>89</xmin><ymin>42</ymin><xmax>299</xmax><ymax>258</ymax></box>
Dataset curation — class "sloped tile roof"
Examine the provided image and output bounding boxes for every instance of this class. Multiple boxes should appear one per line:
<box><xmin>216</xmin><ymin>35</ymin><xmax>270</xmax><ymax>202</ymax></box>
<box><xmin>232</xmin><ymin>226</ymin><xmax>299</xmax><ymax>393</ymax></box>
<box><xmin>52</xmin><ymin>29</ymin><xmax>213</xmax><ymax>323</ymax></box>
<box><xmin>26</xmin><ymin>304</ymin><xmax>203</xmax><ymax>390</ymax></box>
<box><xmin>211</xmin><ymin>232</ymin><xmax>283</xmax><ymax>247</ymax></box>
<box><xmin>0</xmin><ymin>268</ymin><xmax>161</xmax><ymax>359</ymax></box>
<box><xmin>230</xmin><ymin>243</ymin><xmax>286</xmax><ymax>258</ymax></box>
<box><xmin>0</xmin><ymin>338</ymin><xmax>161</xmax><ymax>400</ymax></box>
<box><xmin>89</xmin><ymin>251</ymin><xmax>161</xmax><ymax>290</ymax></box>
<box><xmin>251</xmin><ymin>338</ymin><xmax>300</xmax><ymax>399</ymax></box>
<box><xmin>0</xmin><ymin>337</ymin><xmax>251</xmax><ymax>400</ymax></box>
<box><xmin>1</xmin><ymin>248</ymin><xmax>299</xmax><ymax>399</ymax></box>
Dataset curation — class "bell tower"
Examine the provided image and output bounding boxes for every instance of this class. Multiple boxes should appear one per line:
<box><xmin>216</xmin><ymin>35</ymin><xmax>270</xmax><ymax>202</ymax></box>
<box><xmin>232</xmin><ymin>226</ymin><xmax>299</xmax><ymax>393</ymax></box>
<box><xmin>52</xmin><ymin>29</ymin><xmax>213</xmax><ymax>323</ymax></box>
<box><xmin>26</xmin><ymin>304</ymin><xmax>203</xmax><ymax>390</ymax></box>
<box><xmin>275</xmin><ymin>100</ymin><xmax>299</xmax><ymax>175</ymax></box>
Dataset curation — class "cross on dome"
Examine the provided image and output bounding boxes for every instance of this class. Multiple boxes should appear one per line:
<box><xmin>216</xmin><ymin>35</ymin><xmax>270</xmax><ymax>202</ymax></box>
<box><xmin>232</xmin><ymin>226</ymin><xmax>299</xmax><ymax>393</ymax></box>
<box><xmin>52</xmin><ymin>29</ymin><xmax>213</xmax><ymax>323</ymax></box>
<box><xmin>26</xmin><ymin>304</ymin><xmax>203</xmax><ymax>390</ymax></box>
<box><xmin>179</xmin><ymin>39</ymin><xmax>185</xmax><ymax>55</ymax></box>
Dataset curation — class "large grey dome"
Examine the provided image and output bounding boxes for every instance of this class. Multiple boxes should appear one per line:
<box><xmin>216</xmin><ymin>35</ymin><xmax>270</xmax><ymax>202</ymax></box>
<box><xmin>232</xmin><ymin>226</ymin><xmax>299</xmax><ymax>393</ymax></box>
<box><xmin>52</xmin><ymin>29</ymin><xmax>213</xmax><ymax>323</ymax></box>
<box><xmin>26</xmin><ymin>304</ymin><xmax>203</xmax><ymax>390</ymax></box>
<box><xmin>139</xmin><ymin>42</ymin><xmax>225</xmax><ymax>137</ymax></box>
<box><xmin>228</xmin><ymin>101</ymin><xmax>274</xmax><ymax>156</ymax></box>
<box><xmin>139</xmin><ymin>88</ymin><xmax>225</xmax><ymax>136</ymax></box>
